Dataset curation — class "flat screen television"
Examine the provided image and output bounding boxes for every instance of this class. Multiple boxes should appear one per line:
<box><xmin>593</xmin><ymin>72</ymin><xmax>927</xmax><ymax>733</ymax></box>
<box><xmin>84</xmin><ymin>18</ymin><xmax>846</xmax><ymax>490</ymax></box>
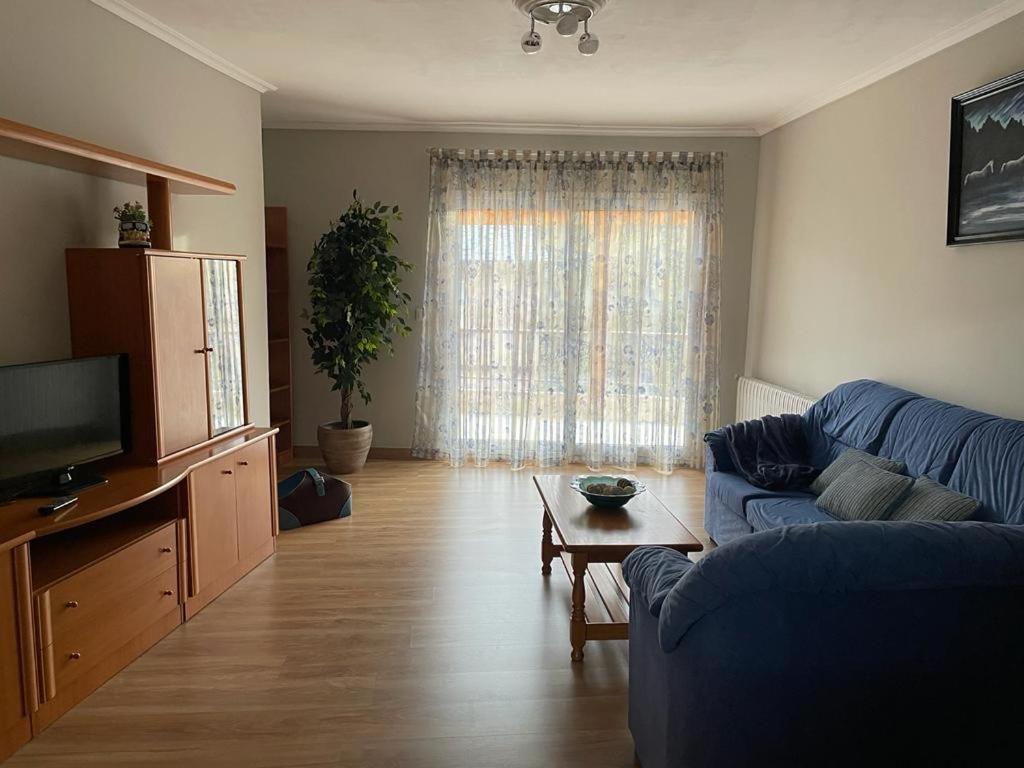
<box><xmin>0</xmin><ymin>354</ymin><xmax>130</xmax><ymax>501</ymax></box>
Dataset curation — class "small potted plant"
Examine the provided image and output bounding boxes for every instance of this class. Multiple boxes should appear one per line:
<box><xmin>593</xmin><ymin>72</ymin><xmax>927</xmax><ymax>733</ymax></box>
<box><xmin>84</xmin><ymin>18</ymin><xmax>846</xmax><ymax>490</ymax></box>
<box><xmin>303</xmin><ymin>191</ymin><xmax>413</xmax><ymax>474</ymax></box>
<box><xmin>113</xmin><ymin>201</ymin><xmax>152</xmax><ymax>248</ymax></box>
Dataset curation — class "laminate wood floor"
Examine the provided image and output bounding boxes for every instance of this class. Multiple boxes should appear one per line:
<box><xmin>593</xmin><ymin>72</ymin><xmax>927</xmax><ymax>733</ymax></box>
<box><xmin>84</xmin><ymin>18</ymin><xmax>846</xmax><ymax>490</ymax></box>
<box><xmin>8</xmin><ymin>461</ymin><xmax>708</xmax><ymax>768</ymax></box>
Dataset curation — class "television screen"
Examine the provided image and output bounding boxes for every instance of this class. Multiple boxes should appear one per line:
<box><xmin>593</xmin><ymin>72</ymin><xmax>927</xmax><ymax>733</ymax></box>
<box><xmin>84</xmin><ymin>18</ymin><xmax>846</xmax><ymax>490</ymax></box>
<box><xmin>0</xmin><ymin>355</ymin><xmax>129</xmax><ymax>491</ymax></box>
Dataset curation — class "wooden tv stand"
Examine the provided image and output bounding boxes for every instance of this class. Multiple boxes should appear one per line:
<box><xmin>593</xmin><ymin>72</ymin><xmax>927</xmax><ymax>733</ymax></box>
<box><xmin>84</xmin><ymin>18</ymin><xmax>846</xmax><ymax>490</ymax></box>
<box><xmin>0</xmin><ymin>115</ymin><xmax>279</xmax><ymax>763</ymax></box>
<box><xmin>0</xmin><ymin>428</ymin><xmax>278</xmax><ymax>760</ymax></box>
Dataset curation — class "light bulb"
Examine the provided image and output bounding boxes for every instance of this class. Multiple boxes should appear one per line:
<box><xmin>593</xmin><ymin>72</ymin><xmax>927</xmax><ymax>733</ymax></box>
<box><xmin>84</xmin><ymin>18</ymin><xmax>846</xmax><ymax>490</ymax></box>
<box><xmin>578</xmin><ymin>31</ymin><xmax>599</xmax><ymax>56</ymax></box>
<box><xmin>556</xmin><ymin>11</ymin><xmax>579</xmax><ymax>37</ymax></box>
<box><xmin>521</xmin><ymin>30</ymin><xmax>542</xmax><ymax>54</ymax></box>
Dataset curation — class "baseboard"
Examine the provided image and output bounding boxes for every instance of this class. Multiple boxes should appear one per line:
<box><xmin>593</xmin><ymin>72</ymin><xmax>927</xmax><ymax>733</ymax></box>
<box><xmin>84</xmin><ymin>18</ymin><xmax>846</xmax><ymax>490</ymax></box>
<box><xmin>293</xmin><ymin>445</ymin><xmax>418</xmax><ymax>461</ymax></box>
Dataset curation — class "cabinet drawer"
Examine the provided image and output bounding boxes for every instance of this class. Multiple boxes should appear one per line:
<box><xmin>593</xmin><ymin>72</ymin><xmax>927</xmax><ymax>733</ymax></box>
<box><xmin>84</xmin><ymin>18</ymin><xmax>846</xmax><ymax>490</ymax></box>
<box><xmin>44</xmin><ymin>565</ymin><xmax>179</xmax><ymax>695</ymax></box>
<box><xmin>43</xmin><ymin>523</ymin><xmax>178</xmax><ymax>639</ymax></box>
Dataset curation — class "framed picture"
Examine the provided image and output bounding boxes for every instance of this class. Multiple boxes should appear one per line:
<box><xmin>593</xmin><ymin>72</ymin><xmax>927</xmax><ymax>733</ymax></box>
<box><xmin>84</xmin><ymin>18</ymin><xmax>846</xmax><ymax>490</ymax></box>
<box><xmin>947</xmin><ymin>68</ymin><xmax>1024</xmax><ymax>246</ymax></box>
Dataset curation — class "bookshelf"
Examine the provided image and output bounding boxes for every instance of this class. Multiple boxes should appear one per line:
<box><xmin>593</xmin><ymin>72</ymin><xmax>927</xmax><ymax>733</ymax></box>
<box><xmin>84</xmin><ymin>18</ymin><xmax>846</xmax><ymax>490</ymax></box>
<box><xmin>265</xmin><ymin>207</ymin><xmax>294</xmax><ymax>464</ymax></box>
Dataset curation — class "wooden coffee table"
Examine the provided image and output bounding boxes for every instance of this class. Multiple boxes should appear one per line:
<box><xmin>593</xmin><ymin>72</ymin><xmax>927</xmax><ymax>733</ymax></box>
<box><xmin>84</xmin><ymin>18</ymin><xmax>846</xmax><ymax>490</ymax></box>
<box><xmin>534</xmin><ymin>475</ymin><xmax>702</xmax><ymax>661</ymax></box>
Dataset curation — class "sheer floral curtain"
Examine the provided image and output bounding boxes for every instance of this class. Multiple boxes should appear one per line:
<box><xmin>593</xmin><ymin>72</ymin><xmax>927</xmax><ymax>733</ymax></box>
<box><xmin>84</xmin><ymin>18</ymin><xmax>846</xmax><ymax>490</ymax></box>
<box><xmin>412</xmin><ymin>148</ymin><xmax>723</xmax><ymax>472</ymax></box>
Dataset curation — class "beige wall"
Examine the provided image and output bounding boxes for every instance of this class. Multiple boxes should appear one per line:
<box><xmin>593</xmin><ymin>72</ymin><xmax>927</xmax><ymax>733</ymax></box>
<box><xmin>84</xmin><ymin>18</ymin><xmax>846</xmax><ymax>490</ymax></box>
<box><xmin>747</xmin><ymin>12</ymin><xmax>1024</xmax><ymax>418</ymax></box>
<box><xmin>263</xmin><ymin>130</ymin><xmax>761</xmax><ymax>449</ymax></box>
<box><xmin>0</xmin><ymin>0</ymin><xmax>269</xmax><ymax>424</ymax></box>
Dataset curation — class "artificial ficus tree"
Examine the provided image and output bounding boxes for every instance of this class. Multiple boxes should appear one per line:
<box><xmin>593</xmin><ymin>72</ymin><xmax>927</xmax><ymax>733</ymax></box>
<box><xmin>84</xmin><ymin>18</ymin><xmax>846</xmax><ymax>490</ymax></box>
<box><xmin>302</xmin><ymin>191</ymin><xmax>413</xmax><ymax>429</ymax></box>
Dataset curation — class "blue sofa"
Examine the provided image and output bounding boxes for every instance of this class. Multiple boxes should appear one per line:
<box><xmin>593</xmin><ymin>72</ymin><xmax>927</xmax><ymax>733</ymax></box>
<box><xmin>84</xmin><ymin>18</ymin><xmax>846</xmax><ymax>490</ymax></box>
<box><xmin>623</xmin><ymin>380</ymin><xmax>1024</xmax><ymax>767</ymax></box>
<box><xmin>703</xmin><ymin>379</ymin><xmax>1018</xmax><ymax>543</ymax></box>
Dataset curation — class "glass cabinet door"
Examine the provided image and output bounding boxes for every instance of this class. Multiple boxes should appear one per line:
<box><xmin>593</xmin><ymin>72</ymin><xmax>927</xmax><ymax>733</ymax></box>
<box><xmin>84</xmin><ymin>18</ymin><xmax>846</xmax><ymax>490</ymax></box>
<box><xmin>203</xmin><ymin>259</ymin><xmax>246</xmax><ymax>435</ymax></box>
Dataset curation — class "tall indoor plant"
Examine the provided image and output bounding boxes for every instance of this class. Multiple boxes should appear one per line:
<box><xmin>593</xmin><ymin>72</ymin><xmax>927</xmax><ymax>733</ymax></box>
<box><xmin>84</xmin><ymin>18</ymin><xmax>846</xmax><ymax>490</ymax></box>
<box><xmin>303</xmin><ymin>191</ymin><xmax>413</xmax><ymax>473</ymax></box>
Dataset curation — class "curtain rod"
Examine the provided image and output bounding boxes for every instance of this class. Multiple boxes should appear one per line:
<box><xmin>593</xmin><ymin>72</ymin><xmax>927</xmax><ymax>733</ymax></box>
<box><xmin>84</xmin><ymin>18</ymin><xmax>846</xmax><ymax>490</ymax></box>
<box><xmin>426</xmin><ymin>148</ymin><xmax>725</xmax><ymax>161</ymax></box>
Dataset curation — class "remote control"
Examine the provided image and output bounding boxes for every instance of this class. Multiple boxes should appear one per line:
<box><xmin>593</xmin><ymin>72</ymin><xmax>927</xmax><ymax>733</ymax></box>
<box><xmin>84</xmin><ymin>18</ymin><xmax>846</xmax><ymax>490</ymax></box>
<box><xmin>38</xmin><ymin>496</ymin><xmax>78</xmax><ymax>516</ymax></box>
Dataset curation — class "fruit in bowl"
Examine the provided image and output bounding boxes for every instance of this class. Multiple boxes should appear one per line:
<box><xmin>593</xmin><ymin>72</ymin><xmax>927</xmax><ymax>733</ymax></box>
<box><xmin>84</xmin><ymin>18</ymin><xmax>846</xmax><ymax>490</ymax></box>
<box><xmin>571</xmin><ymin>475</ymin><xmax>647</xmax><ymax>508</ymax></box>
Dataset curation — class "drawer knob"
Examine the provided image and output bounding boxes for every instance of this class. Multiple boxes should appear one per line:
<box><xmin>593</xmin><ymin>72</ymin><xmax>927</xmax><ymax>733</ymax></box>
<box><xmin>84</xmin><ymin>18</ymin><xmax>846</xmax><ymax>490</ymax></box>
<box><xmin>66</xmin><ymin>600</ymin><xmax>79</xmax><ymax>609</ymax></box>
<box><xmin>221</xmin><ymin>469</ymin><xmax>233</xmax><ymax>475</ymax></box>
<box><xmin>159</xmin><ymin>546</ymin><xmax>173</xmax><ymax>553</ymax></box>
<box><xmin>69</xmin><ymin>652</ymin><xmax>82</xmax><ymax>660</ymax></box>
<box><xmin>162</xmin><ymin>590</ymin><xmax>174</xmax><ymax>597</ymax></box>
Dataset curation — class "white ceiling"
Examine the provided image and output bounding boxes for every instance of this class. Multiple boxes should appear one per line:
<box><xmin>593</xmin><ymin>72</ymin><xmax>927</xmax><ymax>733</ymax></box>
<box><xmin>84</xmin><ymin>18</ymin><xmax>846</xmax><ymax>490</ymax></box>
<box><xmin>104</xmin><ymin>0</ymin><xmax>1023</xmax><ymax>135</ymax></box>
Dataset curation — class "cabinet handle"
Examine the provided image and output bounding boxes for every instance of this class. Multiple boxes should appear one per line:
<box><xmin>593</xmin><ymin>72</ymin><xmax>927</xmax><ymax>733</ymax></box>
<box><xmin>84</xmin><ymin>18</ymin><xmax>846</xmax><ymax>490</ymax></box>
<box><xmin>221</xmin><ymin>469</ymin><xmax>233</xmax><ymax>475</ymax></box>
<box><xmin>69</xmin><ymin>652</ymin><xmax>82</xmax><ymax>660</ymax></box>
<box><xmin>194</xmin><ymin>348</ymin><xmax>207</xmax><ymax>354</ymax></box>
<box><xmin>238</xmin><ymin>461</ymin><xmax>249</xmax><ymax>466</ymax></box>
<box><xmin>205</xmin><ymin>346</ymin><xmax>214</xmax><ymax>352</ymax></box>
<box><xmin>159</xmin><ymin>546</ymin><xmax>173</xmax><ymax>553</ymax></box>
<box><xmin>162</xmin><ymin>590</ymin><xmax>174</xmax><ymax>597</ymax></box>
<box><xmin>65</xmin><ymin>600</ymin><xmax>79</xmax><ymax>609</ymax></box>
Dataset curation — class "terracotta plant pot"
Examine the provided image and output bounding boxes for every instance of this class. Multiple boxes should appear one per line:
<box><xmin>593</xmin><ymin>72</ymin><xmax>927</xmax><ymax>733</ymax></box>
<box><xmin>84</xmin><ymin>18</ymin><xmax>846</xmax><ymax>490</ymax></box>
<box><xmin>317</xmin><ymin>420</ymin><xmax>372</xmax><ymax>474</ymax></box>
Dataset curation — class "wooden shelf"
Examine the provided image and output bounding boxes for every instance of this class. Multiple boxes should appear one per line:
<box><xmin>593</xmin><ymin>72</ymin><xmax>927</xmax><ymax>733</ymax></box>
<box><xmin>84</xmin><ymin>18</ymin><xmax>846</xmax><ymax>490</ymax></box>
<box><xmin>68</xmin><ymin>247</ymin><xmax>245</xmax><ymax>262</ymax></box>
<box><xmin>0</xmin><ymin>428</ymin><xmax>279</xmax><ymax>554</ymax></box>
<box><xmin>31</xmin><ymin>513</ymin><xmax>176</xmax><ymax>594</ymax></box>
<box><xmin>0</xmin><ymin>116</ymin><xmax>235</xmax><ymax>195</ymax></box>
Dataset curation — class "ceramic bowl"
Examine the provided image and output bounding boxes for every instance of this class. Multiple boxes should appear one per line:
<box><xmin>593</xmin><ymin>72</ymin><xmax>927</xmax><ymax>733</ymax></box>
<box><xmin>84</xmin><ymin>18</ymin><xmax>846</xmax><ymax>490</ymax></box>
<box><xmin>570</xmin><ymin>475</ymin><xmax>647</xmax><ymax>508</ymax></box>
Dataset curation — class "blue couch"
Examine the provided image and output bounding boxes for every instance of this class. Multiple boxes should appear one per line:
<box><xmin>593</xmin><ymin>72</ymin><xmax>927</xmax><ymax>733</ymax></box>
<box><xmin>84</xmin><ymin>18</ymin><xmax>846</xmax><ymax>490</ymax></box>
<box><xmin>623</xmin><ymin>380</ymin><xmax>1024</xmax><ymax>767</ymax></box>
<box><xmin>703</xmin><ymin>379</ymin><xmax>1019</xmax><ymax>543</ymax></box>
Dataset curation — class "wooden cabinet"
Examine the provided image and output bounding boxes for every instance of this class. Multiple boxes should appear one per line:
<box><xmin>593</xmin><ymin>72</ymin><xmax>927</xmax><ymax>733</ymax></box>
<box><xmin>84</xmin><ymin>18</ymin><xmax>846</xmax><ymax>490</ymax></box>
<box><xmin>186</xmin><ymin>437</ymin><xmax>275</xmax><ymax>617</ymax></box>
<box><xmin>150</xmin><ymin>257</ymin><xmax>210</xmax><ymax>455</ymax></box>
<box><xmin>0</xmin><ymin>549</ymin><xmax>31</xmax><ymax>762</ymax></box>
<box><xmin>67</xmin><ymin>249</ymin><xmax>250</xmax><ymax>462</ymax></box>
<box><xmin>29</xmin><ymin>510</ymin><xmax>183</xmax><ymax>730</ymax></box>
<box><xmin>189</xmin><ymin>456</ymin><xmax>240</xmax><ymax>596</ymax></box>
<box><xmin>234</xmin><ymin>442</ymin><xmax>275</xmax><ymax>560</ymax></box>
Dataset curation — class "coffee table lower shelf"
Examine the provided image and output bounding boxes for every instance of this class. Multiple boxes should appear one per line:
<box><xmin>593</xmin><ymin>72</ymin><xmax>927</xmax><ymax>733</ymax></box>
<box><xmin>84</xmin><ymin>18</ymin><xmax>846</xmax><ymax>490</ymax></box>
<box><xmin>559</xmin><ymin>551</ymin><xmax>631</xmax><ymax>634</ymax></box>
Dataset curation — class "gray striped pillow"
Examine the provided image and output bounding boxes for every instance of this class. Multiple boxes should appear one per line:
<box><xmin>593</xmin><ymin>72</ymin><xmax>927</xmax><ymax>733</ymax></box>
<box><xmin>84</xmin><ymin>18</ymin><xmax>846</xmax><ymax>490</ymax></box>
<box><xmin>888</xmin><ymin>476</ymin><xmax>980</xmax><ymax>522</ymax></box>
<box><xmin>810</xmin><ymin>448</ymin><xmax>906</xmax><ymax>496</ymax></box>
<box><xmin>815</xmin><ymin>460</ymin><xmax>913</xmax><ymax>521</ymax></box>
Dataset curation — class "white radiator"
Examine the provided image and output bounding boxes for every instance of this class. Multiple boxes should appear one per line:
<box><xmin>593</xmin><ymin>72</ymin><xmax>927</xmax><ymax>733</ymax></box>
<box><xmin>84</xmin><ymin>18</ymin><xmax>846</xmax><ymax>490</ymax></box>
<box><xmin>735</xmin><ymin>376</ymin><xmax>816</xmax><ymax>422</ymax></box>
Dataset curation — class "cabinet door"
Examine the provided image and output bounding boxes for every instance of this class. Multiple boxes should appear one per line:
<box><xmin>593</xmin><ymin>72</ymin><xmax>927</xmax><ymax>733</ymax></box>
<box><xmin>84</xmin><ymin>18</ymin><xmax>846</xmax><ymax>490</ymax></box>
<box><xmin>151</xmin><ymin>257</ymin><xmax>210</xmax><ymax>456</ymax></box>
<box><xmin>0</xmin><ymin>550</ymin><xmax>30</xmax><ymax>761</ymax></box>
<box><xmin>189</xmin><ymin>456</ymin><xmax>240</xmax><ymax>596</ymax></box>
<box><xmin>202</xmin><ymin>260</ymin><xmax>246</xmax><ymax>437</ymax></box>
<box><xmin>233</xmin><ymin>441</ymin><xmax>274</xmax><ymax>560</ymax></box>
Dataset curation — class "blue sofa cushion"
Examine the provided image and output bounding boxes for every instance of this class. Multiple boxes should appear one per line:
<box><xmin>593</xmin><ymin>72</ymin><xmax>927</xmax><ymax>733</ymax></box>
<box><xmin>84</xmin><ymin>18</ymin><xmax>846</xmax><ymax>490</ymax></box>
<box><xmin>746</xmin><ymin>496</ymin><xmax>832</xmax><ymax>531</ymax></box>
<box><xmin>877</xmin><ymin>398</ymin><xmax>996</xmax><ymax>483</ymax></box>
<box><xmin>657</xmin><ymin>521</ymin><xmax>1024</xmax><ymax>652</ymax></box>
<box><xmin>802</xmin><ymin>380</ymin><xmax>919</xmax><ymax>468</ymax></box>
<box><xmin>621</xmin><ymin>547</ymin><xmax>694</xmax><ymax>616</ymax></box>
<box><xmin>706</xmin><ymin>471</ymin><xmax>808</xmax><ymax>515</ymax></box>
<box><xmin>948</xmin><ymin>419</ymin><xmax>1024</xmax><ymax>524</ymax></box>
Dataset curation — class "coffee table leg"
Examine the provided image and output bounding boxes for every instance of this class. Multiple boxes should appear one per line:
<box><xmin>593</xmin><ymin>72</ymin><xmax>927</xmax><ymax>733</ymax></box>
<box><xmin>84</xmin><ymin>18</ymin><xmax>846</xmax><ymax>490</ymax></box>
<box><xmin>570</xmin><ymin>552</ymin><xmax>588</xmax><ymax>662</ymax></box>
<box><xmin>541</xmin><ymin>509</ymin><xmax>556</xmax><ymax>576</ymax></box>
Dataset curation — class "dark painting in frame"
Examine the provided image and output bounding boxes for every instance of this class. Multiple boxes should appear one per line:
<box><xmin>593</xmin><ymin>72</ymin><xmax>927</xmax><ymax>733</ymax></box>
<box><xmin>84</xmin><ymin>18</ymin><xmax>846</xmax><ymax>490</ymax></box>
<box><xmin>947</xmin><ymin>68</ymin><xmax>1024</xmax><ymax>246</ymax></box>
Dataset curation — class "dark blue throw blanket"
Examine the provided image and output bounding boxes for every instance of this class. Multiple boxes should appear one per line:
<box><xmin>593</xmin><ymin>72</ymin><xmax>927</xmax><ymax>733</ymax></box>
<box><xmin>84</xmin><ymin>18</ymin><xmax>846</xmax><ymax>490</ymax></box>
<box><xmin>713</xmin><ymin>414</ymin><xmax>819</xmax><ymax>491</ymax></box>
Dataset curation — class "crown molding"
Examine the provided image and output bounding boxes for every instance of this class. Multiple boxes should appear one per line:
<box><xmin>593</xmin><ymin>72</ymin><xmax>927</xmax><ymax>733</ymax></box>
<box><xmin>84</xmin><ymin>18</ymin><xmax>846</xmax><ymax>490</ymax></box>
<box><xmin>756</xmin><ymin>0</ymin><xmax>1024</xmax><ymax>135</ymax></box>
<box><xmin>89</xmin><ymin>0</ymin><xmax>277</xmax><ymax>93</ymax></box>
<box><xmin>261</xmin><ymin>120</ymin><xmax>760</xmax><ymax>138</ymax></box>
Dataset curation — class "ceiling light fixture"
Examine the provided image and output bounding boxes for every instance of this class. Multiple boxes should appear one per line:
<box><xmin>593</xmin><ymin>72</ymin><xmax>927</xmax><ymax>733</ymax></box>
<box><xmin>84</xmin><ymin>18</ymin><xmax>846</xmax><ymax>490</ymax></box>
<box><xmin>514</xmin><ymin>0</ymin><xmax>606</xmax><ymax>56</ymax></box>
